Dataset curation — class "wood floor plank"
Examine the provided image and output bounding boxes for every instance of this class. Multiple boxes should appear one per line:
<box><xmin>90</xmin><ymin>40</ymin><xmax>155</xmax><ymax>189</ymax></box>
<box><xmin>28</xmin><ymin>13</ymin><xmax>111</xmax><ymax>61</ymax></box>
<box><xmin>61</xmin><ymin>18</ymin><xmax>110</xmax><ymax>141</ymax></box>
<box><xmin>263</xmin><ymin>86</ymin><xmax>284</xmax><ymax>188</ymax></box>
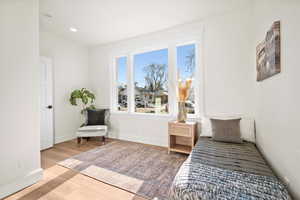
<box><xmin>5</xmin><ymin>139</ymin><xmax>146</xmax><ymax>200</ymax></box>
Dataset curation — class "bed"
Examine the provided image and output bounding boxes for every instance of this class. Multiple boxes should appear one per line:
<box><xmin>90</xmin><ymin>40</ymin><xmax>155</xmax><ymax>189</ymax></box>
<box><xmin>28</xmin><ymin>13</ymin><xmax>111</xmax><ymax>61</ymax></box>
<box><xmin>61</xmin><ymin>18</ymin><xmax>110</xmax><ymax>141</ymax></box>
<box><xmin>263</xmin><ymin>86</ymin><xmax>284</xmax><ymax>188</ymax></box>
<box><xmin>169</xmin><ymin>137</ymin><xmax>291</xmax><ymax>200</ymax></box>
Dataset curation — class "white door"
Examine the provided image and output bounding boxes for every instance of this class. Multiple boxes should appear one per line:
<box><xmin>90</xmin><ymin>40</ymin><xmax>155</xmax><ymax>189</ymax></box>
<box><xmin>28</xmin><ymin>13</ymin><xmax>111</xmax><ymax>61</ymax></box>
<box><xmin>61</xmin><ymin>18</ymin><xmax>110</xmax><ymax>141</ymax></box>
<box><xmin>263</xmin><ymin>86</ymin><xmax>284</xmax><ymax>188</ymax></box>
<box><xmin>40</xmin><ymin>57</ymin><xmax>54</xmax><ymax>150</ymax></box>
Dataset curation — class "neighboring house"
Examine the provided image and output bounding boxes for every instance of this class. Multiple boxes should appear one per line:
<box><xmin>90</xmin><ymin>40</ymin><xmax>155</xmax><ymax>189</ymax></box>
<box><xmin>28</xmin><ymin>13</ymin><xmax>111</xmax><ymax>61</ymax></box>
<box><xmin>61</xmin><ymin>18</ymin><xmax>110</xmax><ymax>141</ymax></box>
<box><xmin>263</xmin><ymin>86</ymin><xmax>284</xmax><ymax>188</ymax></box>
<box><xmin>118</xmin><ymin>85</ymin><xmax>168</xmax><ymax>105</ymax></box>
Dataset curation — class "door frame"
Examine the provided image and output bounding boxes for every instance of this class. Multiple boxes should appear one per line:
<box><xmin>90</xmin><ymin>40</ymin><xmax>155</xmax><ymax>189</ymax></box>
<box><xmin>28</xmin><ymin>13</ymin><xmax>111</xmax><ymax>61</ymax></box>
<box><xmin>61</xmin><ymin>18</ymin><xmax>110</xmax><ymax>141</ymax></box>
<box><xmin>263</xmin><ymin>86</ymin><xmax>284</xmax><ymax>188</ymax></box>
<box><xmin>40</xmin><ymin>56</ymin><xmax>55</xmax><ymax>150</ymax></box>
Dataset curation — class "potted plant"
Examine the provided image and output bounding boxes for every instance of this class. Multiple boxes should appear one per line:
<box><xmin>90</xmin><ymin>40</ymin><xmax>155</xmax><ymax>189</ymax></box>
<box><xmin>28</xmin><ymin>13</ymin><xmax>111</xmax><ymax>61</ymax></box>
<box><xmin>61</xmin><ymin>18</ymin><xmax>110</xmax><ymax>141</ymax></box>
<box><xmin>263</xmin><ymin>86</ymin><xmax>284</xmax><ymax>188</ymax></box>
<box><xmin>69</xmin><ymin>88</ymin><xmax>96</xmax><ymax>114</ymax></box>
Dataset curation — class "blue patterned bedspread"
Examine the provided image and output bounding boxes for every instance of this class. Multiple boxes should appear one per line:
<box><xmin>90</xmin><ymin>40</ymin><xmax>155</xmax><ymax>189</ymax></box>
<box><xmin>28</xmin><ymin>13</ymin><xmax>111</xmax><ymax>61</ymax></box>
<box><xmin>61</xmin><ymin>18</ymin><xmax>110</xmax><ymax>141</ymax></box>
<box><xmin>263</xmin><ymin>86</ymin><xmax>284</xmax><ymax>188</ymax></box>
<box><xmin>169</xmin><ymin>138</ymin><xmax>291</xmax><ymax>200</ymax></box>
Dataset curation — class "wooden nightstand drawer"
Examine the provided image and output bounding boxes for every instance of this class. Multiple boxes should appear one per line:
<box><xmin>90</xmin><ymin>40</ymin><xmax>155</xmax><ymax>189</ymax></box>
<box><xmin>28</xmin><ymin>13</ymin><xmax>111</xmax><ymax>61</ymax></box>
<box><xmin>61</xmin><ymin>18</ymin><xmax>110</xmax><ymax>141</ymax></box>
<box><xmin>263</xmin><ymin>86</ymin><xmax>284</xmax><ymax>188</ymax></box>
<box><xmin>169</xmin><ymin>124</ymin><xmax>191</xmax><ymax>137</ymax></box>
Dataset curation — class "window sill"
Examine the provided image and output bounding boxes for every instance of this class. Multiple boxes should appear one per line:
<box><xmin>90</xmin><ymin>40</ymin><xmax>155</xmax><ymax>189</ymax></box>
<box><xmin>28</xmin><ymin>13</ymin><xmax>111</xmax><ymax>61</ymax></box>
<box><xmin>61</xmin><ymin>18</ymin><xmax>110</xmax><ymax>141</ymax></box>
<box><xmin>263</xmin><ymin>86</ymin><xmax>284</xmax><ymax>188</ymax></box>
<box><xmin>110</xmin><ymin>111</ymin><xmax>173</xmax><ymax>119</ymax></box>
<box><xmin>187</xmin><ymin>114</ymin><xmax>201</xmax><ymax>119</ymax></box>
<box><xmin>110</xmin><ymin>111</ymin><xmax>201</xmax><ymax>121</ymax></box>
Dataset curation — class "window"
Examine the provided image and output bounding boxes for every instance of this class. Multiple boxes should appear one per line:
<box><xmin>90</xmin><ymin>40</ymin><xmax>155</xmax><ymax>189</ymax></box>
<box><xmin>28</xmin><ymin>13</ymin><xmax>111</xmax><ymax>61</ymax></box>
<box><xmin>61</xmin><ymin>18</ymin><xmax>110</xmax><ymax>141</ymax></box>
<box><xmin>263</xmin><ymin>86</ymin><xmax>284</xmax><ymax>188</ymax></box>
<box><xmin>112</xmin><ymin>42</ymin><xmax>199</xmax><ymax>116</ymax></box>
<box><xmin>133</xmin><ymin>49</ymin><xmax>168</xmax><ymax>114</ymax></box>
<box><xmin>176</xmin><ymin>44</ymin><xmax>196</xmax><ymax>114</ymax></box>
<box><xmin>116</xmin><ymin>57</ymin><xmax>128</xmax><ymax>111</ymax></box>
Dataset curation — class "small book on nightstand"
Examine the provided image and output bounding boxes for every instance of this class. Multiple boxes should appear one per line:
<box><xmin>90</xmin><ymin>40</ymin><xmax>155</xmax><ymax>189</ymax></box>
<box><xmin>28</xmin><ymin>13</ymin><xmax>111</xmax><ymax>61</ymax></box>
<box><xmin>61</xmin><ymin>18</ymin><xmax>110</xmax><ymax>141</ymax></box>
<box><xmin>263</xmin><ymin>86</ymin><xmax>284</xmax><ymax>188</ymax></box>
<box><xmin>168</xmin><ymin>120</ymin><xmax>198</xmax><ymax>154</ymax></box>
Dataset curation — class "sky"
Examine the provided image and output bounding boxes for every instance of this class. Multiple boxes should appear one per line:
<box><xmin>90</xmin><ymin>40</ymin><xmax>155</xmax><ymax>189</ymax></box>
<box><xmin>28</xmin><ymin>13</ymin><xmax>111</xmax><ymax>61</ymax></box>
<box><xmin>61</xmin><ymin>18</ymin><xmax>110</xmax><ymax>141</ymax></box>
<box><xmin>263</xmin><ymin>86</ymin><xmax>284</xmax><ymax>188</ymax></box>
<box><xmin>117</xmin><ymin>44</ymin><xmax>195</xmax><ymax>87</ymax></box>
<box><xmin>177</xmin><ymin>44</ymin><xmax>195</xmax><ymax>80</ymax></box>
<box><xmin>117</xmin><ymin>56</ymin><xmax>127</xmax><ymax>85</ymax></box>
<box><xmin>134</xmin><ymin>48</ymin><xmax>168</xmax><ymax>87</ymax></box>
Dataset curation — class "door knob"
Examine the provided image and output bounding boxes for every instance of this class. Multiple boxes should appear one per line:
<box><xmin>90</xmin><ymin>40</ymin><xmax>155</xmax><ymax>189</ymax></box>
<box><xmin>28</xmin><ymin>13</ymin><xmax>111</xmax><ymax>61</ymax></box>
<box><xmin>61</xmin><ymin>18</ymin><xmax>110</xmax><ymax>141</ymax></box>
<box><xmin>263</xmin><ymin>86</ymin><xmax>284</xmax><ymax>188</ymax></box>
<box><xmin>47</xmin><ymin>105</ymin><xmax>53</xmax><ymax>109</ymax></box>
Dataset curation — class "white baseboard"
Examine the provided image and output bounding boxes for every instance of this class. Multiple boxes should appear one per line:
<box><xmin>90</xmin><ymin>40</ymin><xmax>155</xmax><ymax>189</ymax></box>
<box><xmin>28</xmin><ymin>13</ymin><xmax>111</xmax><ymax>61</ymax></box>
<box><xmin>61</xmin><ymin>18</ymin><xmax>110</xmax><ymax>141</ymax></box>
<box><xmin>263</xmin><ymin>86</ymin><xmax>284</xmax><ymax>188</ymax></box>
<box><xmin>108</xmin><ymin>132</ymin><xmax>167</xmax><ymax>147</ymax></box>
<box><xmin>0</xmin><ymin>168</ymin><xmax>43</xmax><ymax>199</ymax></box>
<box><xmin>55</xmin><ymin>134</ymin><xmax>76</xmax><ymax>144</ymax></box>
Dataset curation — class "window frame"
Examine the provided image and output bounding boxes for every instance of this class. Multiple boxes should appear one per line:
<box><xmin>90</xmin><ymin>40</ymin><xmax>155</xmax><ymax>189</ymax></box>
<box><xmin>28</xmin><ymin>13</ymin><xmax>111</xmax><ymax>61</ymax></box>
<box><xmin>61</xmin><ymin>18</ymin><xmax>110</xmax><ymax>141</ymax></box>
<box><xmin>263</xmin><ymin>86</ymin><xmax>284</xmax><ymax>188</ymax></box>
<box><xmin>132</xmin><ymin>47</ymin><xmax>170</xmax><ymax>116</ymax></box>
<box><xmin>175</xmin><ymin>41</ymin><xmax>200</xmax><ymax>118</ymax></box>
<box><xmin>111</xmin><ymin>41</ymin><xmax>202</xmax><ymax>118</ymax></box>
<box><xmin>112</xmin><ymin>55</ymin><xmax>130</xmax><ymax>113</ymax></box>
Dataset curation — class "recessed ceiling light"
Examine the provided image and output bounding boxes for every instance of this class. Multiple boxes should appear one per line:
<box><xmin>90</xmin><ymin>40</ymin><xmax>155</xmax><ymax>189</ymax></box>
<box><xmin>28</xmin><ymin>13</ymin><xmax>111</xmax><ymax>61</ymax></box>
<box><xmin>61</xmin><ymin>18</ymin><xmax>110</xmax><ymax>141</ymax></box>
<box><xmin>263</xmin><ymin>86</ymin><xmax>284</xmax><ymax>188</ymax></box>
<box><xmin>69</xmin><ymin>27</ymin><xmax>78</xmax><ymax>32</ymax></box>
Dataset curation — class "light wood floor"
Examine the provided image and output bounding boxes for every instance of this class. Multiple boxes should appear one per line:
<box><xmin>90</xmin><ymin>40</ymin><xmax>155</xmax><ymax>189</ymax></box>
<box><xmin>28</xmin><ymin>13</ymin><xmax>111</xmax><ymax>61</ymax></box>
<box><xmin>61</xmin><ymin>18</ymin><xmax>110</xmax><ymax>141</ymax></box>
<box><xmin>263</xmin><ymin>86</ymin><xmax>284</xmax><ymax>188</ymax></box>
<box><xmin>5</xmin><ymin>138</ymin><xmax>146</xmax><ymax>200</ymax></box>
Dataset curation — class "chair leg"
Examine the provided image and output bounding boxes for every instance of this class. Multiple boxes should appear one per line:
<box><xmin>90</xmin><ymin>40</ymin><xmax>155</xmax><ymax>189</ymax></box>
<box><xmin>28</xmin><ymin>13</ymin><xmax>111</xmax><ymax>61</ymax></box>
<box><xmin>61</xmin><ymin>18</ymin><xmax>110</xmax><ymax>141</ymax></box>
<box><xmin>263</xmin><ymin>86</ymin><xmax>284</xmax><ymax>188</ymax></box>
<box><xmin>102</xmin><ymin>136</ymin><xmax>105</xmax><ymax>145</ymax></box>
<box><xmin>77</xmin><ymin>137</ymin><xmax>81</xmax><ymax>146</ymax></box>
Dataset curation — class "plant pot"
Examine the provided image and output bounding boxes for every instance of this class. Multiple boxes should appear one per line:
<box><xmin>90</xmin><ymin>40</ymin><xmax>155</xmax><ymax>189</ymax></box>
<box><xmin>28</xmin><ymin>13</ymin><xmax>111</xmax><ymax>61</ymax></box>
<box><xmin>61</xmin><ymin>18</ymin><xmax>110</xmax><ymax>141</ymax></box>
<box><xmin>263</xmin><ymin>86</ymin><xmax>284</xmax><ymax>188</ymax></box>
<box><xmin>177</xmin><ymin>102</ymin><xmax>187</xmax><ymax>122</ymax></box>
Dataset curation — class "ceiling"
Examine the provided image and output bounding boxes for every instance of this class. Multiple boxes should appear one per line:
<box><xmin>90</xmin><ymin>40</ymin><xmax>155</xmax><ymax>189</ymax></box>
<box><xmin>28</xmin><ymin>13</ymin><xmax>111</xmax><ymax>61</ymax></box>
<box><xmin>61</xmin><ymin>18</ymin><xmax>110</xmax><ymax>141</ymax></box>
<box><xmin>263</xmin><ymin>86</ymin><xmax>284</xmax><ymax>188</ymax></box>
<box><xmin>40</xmin><ymin>0</ymin><xmax>250</xmax><ymax>46</ymax></box>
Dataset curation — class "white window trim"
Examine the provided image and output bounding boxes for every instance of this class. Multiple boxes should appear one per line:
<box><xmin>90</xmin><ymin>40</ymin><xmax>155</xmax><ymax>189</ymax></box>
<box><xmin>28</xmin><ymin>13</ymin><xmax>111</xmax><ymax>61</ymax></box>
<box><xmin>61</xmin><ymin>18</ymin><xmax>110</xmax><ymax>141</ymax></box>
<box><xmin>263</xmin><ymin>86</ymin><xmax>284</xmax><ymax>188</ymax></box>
<box><xmin>110</xmin><ymin>40</ymin><xmax>204</xmax><ymax>119</ymax></box>
<box><xmin>111</xmin><ymin>55</ymin><xmax>130</xmax><ymax>114</ymax></box>
<box><xmin>128</xmin><ymin>54</ymin><xmax>135</xmax><ymax>113</ymax></box>
<box><xmin>174</xmin><ymin>41</ymin><xmax>201</xmax><ymax>118</ymax></box>
<box><xmin>131</xmin><ymin>46</ymin><xmax>170</xmax><ymax>115</ymax></box>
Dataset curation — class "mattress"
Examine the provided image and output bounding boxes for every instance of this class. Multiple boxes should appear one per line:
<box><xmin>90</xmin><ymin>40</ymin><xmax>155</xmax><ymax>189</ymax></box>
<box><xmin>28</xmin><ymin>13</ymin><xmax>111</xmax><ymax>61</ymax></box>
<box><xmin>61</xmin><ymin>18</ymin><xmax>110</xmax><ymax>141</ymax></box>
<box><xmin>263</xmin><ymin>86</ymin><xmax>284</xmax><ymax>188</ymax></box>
<box><xmin>169</xmin><ymin>137</ymin><xmax>291</xmax><ymax>200</ymax></box>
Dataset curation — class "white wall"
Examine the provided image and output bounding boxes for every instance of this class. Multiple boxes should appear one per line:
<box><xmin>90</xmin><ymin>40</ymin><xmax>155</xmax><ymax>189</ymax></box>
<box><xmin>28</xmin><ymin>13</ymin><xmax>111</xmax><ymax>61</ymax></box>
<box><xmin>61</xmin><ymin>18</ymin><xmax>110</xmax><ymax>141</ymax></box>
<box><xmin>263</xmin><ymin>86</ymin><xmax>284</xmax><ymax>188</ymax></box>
<box><xmin>253</xmin><ymin>0</ymin><xmax>300</xmax><ymax>198</ymax></box>
<box><xmin>40</xmin><ymin>31</ymin><xmax>90</xmax><ymax>144</ymax></box>
<box><xmin>89</xmin><ymin>6</ymin><xmax>255</xmax><ymax>147</ymax></box>
<box><xmin>0</xmin><ymin>0</ymin><xmax>42</xmax><ymax>198</ymax></box>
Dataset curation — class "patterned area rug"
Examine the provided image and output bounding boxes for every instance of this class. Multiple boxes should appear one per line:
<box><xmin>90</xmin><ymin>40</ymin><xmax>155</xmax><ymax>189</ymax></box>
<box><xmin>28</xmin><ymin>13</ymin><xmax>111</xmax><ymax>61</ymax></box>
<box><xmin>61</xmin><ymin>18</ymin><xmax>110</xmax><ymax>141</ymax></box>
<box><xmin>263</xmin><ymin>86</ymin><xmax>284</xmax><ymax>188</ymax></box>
<box><xmin>58</xmin><ymin>141</ymin><xmax>187</xmax><ymax>200</ymax></box>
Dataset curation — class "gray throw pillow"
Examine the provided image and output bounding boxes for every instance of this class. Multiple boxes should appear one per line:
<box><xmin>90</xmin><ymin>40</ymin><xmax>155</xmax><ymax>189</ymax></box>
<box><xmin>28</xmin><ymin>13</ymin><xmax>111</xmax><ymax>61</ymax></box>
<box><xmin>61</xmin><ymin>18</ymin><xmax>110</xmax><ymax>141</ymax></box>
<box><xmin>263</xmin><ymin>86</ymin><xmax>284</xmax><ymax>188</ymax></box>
<box><xmin>211</xmin><ymin>118</ymin><xmax>242</xmax><ymax>143</ymax></box>
<box><xmin>87</xmin><ymin>109</ymin><xmax>107</xmax><ymax>126</ymax></box>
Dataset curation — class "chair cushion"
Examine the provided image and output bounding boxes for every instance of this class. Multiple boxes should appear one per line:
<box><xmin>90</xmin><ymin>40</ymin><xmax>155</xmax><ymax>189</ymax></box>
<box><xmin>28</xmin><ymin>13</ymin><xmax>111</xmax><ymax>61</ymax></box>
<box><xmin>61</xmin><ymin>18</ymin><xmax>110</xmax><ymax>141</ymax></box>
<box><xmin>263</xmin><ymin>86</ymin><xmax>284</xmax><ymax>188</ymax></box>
<box><xmin>78</xmin><ymin>125</ymin><xmax>107</xmax><ymax>132</ymax></box>
<box><xmin>76</xmin><ymin>130</ymin><xmax>106</xmax><ymax>137</ymax></box>
<box><xmin>87</xmin><ymin>109</ymin><xmax>106</xmax><ymax>125</ymax></box>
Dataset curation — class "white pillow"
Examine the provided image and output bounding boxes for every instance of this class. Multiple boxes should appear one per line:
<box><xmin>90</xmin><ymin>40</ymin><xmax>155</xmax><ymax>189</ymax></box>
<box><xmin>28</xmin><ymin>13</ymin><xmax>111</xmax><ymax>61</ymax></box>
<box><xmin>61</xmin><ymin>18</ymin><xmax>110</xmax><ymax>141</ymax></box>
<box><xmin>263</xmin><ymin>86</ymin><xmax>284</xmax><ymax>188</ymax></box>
<box><xmin>200</xmin><ymin>115</ymin><xmax>256</xmax><ymax>143</ymax></box>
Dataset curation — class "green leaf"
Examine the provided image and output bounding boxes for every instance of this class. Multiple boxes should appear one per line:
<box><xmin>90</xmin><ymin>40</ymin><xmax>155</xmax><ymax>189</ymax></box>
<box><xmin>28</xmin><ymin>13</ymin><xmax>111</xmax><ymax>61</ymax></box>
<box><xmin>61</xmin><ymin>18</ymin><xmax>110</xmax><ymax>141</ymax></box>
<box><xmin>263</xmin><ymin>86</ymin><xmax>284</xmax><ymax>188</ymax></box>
<box><xmin>69</xmin><ymin>88</ymin><xmax>96</xmax><ymax>110</ymax></box>
<box><xmin>89</xmin><ymin>105</ymin><xmax>96</xmax><ymax>110</ymax></box>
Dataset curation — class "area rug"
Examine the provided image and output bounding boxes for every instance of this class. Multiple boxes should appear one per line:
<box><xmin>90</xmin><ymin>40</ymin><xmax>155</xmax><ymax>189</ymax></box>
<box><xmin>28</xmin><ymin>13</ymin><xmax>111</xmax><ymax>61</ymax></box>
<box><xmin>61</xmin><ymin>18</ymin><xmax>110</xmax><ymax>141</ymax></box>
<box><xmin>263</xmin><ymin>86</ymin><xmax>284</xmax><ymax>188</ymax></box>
<box><xmin>58</xmin><ymin>140</ymin><xmax>187</xmax><ymax>200</ymax></box>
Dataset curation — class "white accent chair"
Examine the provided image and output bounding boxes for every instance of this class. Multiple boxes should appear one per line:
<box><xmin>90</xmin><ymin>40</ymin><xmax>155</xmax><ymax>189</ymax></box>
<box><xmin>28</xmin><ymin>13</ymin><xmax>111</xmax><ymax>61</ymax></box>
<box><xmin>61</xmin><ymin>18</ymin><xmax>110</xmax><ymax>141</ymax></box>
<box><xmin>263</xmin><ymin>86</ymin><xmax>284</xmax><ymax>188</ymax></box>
<box><xmin>76</xmin><ymin>109</ymin><xmax>109</xmax><ymax>145</ymax></box>
<box><xmin>76</xmin><ymin>125</ymin><xmax>107</xmax><ymax>145</ymax></box>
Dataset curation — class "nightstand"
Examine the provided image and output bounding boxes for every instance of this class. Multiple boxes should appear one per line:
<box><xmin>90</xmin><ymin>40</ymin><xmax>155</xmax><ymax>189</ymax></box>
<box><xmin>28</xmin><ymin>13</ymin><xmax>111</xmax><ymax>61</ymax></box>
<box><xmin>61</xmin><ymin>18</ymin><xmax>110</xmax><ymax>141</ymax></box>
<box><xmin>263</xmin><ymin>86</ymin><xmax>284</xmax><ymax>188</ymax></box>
<box><xmin>168</xmin><ymin>121</ymin><xmax>198</xmax><ymax>154</ymax></box>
